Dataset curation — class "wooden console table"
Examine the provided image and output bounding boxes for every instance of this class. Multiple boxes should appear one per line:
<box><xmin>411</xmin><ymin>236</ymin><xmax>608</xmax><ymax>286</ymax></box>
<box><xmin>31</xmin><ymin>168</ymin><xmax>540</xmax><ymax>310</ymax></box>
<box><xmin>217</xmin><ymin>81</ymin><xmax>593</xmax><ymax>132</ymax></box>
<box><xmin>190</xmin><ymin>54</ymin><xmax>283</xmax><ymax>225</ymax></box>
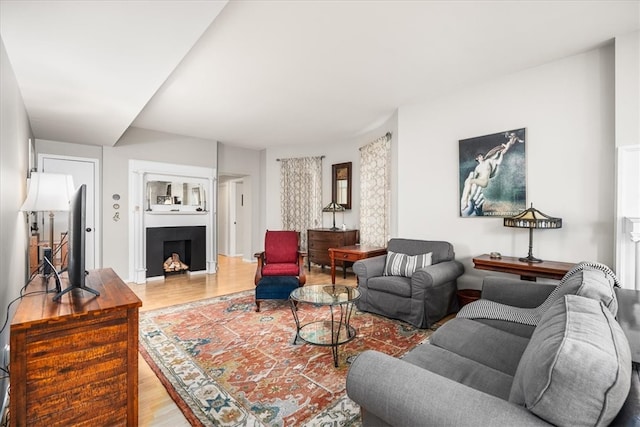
<box><xmin>472</xmin><ymin>254</ymin><xmax>575</xmax><ymax>281</ymax></box>
<box><xmin>10</xmin><ymin>268</ymin><xmax>142</xmax><ymax>426</ymax></box>
<box><xmin>329</xmin><ymin>245</ymin><xmax>387</xmax><ymax>284</ymax></box>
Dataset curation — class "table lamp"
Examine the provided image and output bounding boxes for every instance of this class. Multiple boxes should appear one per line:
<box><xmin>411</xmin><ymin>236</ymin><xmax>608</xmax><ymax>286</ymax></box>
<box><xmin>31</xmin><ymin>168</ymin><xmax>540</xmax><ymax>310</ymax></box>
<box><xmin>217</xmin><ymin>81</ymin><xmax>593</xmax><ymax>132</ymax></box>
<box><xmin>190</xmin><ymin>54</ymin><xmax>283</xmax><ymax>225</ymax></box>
<box><xmin>322</xmin><ymin>201</ymin><xmax>346</xmax><ymax>231</ymax></box>
<box><xmin>21</xmin><ymin>172</ymin><xmax>76</xmax><ymax>273</ymax></box>
<box><xmin>504</xmin><ymin>203</ymin><xmax>562</xmax><ymax>263</ymax></box>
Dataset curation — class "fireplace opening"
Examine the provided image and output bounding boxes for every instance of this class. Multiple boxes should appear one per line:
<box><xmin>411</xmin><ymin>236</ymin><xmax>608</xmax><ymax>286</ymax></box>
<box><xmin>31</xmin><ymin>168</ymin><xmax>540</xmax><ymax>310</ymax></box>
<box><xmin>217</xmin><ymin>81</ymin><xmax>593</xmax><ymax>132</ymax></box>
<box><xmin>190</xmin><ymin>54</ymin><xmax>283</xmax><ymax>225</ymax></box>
<box><xmin>163</xmin><ymin>240</ymin><xmax>190</xmax><ymax>275</ymax></box>
<box><xmin>146</xmin><ymin>226</ymin><xmax>206</xmax><ymax>278</ymax></box>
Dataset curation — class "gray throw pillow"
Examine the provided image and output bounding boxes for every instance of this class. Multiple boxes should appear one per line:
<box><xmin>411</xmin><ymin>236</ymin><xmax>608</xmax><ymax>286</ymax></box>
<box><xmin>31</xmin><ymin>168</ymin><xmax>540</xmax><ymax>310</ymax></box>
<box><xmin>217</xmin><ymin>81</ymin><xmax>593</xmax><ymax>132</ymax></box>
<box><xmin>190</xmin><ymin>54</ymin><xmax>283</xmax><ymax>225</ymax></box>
<box><xmin>383</xmin><ymin>250</ymin><xmax>432</xmax><ymax>277</ymax></box>
<box><xmin>509</xmin><ymin>295</ymin><xmax>631</xmax><ymax>426</ymax></box>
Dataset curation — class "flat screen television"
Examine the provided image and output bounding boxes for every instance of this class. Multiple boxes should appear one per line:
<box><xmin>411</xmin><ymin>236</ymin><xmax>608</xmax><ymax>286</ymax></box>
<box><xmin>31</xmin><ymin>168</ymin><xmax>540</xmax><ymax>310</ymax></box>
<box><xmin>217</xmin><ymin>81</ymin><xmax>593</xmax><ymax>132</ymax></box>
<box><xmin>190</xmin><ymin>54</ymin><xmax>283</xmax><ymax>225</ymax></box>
<box><xmin>53</xmin><ymin>184</ymin><xmax>100</xmax><ymax>301</ymax></box>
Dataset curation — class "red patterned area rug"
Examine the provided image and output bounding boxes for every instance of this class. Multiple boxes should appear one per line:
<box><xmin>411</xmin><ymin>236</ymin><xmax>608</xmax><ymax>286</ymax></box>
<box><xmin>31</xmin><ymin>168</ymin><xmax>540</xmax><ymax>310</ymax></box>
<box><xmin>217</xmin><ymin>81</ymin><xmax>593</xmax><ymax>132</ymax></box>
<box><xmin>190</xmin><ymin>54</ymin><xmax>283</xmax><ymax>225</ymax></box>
<box><xmin>139</xmin><ymin>290</ymin><xmax>433</xmax><ymax>426</ymax></box>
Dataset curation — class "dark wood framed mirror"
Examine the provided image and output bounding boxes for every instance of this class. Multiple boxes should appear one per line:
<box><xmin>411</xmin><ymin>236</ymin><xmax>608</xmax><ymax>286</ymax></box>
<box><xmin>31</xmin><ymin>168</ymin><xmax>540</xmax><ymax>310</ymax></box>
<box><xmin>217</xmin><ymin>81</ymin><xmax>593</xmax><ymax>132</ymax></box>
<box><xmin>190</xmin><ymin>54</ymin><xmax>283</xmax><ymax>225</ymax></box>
<box><xmin>332</xmin><ymin>162</ymin><xmax>352</xmax><ymax>210</ymax></box>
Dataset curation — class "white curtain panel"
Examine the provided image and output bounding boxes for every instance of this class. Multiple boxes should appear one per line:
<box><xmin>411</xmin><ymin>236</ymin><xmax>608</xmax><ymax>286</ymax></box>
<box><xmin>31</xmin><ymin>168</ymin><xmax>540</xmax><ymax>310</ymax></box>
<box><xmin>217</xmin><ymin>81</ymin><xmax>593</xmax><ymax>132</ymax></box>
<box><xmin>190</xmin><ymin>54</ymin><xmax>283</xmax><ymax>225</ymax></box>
<box><xmin>280</xmin><ymin>156</ymin><xmax>323</xmax><ymax>249</ymax></box>
<box><xmin>359</xmin><ymin>134</ymin><xmax>391</xmax><ymax>247</ymax></box>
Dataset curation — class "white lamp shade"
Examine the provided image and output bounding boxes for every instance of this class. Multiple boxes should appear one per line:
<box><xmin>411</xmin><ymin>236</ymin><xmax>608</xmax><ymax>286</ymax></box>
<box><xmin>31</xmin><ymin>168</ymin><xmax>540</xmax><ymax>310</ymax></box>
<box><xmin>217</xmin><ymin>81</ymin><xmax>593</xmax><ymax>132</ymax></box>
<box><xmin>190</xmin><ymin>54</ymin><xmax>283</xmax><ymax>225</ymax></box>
<box><xmin>20</xmin><ymin>172</ymin><xmax>76</xmax><ymax>212</ymax></box>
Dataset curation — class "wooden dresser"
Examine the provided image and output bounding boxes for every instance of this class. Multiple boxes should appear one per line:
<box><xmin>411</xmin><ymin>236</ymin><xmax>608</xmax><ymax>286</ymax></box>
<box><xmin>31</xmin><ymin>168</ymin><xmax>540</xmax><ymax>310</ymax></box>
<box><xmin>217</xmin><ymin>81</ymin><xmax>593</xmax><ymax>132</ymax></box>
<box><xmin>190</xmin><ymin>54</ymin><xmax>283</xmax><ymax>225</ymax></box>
<box><xmin>10</xmin><ymin>268</ymin><xmax>142</xmax><ymax>426</ymax></box>
<box><xmin>307</xmin><ymin>228</ymin><xmax>359</xmax><ymax>270</ymax></box>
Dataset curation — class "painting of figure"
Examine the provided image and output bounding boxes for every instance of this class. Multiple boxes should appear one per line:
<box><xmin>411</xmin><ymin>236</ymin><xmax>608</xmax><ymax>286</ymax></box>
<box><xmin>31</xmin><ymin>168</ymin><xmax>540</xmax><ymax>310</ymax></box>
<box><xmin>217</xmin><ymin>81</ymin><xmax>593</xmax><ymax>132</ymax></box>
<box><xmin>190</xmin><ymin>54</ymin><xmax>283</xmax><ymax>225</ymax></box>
<box><xmin>459</xmin><ymin>128</ymin><xmax>526</xmax><ymax>217</ymax></box>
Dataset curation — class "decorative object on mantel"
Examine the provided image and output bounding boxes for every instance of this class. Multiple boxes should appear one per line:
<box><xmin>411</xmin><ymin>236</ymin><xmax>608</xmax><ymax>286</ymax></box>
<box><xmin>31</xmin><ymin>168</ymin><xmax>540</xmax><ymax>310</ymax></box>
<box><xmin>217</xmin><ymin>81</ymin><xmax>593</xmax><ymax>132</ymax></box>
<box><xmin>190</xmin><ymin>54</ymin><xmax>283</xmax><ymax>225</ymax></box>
<box><xmin>323</xmin><ymin>201</ymin><xmax>346</xmax><ymax>231</ymax></box>
<box><xmin>504</xmin><ymin>203</ymin><xmax>562</xmax><ymax>263</ymax></box>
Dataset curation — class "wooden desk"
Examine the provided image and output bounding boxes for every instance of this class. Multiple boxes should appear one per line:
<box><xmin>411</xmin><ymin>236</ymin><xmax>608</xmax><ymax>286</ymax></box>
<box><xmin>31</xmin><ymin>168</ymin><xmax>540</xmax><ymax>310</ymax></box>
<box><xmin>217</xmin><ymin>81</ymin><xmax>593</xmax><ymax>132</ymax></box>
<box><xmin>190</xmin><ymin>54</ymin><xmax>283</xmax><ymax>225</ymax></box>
<box><xmin>10</xmin><ymin>268</ymin><xmax>142</xmax><ymax>426</ymax></box>
<box><xmin>472</xmin><ymin>254</ymin><xmax>575</xmax><ymax>281</ymax></box>
<box><xmin>329</xmin><ymin>245</ymin><xmax>387</xmax><ymax>284</ymax></box>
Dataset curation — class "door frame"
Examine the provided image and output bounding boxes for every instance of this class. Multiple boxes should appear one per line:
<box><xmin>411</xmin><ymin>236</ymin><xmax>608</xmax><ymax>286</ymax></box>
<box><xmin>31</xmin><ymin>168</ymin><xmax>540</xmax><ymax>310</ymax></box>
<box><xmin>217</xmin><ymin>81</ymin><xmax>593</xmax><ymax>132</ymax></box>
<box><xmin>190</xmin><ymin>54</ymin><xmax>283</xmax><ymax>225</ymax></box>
<box><xmin>38</xmin><ymin>153</ymin><xmax>101</xmax><ymax>269</ymax></box>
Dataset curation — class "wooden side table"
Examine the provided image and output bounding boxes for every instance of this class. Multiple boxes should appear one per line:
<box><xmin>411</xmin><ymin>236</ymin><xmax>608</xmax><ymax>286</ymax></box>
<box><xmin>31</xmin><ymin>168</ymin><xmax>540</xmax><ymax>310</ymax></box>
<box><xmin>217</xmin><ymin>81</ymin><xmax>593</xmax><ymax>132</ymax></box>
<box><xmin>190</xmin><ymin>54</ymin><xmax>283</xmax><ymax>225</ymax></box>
<box><xmin>329</xmin><ymin>245</ymin><xmax>387</xmax><ymax>284</ymax></box>
<box><xmin>472</xmin><ymin>254</ymin><xmax>575</xmax><ymax>281</ymax></box>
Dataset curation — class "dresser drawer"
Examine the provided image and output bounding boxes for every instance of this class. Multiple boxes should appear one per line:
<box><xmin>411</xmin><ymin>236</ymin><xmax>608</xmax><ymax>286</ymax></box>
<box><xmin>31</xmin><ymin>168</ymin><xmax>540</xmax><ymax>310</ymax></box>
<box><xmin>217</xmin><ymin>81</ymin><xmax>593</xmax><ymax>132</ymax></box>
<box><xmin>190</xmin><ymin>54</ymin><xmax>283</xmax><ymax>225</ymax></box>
<box><xmin>307</xmin><ymin>229</ymin><xmax>359</xmax><ymax>268</ymax></box>
<box><xmin>309</xmin><ymin>233</ymin><xmax>344</xmax><ymax>245</ymax></box>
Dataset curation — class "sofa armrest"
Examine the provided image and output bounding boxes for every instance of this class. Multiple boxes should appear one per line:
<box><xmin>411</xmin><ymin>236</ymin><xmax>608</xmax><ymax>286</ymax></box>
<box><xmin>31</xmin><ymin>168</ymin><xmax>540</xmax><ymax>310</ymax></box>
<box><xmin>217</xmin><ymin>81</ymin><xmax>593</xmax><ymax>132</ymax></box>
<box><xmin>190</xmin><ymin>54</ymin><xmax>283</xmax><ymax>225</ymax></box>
<box><xmin>353</xmin><ymin>255</ymin><xmax>387</xmax><ymax>281</ymax></box>
<box><xmin>347</xmin><ymin>350</ymin><xmax>552</xmax><ymax>427</ymax></box>
<box><xmin>411</xmin><ymin>259</ymin><xmax>464</xmax><ymax>289</ymax></box>
<box><xmin>481</xmin><ymin>277</ymin><xmax>556</xmax><ymax>308</ymax></box>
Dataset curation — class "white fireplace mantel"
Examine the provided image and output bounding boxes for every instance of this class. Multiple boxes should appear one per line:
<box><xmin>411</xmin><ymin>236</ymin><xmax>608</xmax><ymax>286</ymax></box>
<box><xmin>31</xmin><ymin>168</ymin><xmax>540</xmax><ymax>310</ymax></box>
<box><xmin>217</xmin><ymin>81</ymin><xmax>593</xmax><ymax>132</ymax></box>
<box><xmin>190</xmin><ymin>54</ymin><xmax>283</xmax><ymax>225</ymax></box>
<box><xmin>625</xmin><ymin>217</ymin><xmax>640</xmax><ymax>291</ymax></box>
<box><xmin>128</xmin><ymin>160</ymin><xmax>217</xmax><ymax>283</ymax></box>
<box><xmin>627</xmin><ymin>217</ymin><xmax>640</xmax><ymax>243</ymax></box>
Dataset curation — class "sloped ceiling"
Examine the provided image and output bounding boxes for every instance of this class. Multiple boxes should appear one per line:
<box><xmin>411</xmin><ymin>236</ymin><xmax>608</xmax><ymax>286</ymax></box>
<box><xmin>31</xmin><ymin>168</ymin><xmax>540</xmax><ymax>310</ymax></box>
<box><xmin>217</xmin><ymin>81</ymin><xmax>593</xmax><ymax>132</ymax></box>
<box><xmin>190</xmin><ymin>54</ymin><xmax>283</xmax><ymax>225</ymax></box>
<box><xmin>0</xmin><ymin>0</ymin><xmax>227</xmax><ymax>146</ymax></box>
<box><xmin>1</xmin><ymin>1</ymin><xmax>639</xmax><ymax>150</ymax></box>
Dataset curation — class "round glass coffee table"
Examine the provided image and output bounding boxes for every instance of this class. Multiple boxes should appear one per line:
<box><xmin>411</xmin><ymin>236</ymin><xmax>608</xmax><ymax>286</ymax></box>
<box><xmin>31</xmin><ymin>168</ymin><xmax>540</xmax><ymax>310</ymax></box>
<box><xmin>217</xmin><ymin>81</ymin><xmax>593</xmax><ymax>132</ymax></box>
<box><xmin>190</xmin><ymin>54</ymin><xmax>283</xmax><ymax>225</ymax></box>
<box><xmin>289</xmin><ymin>284</ymin><xmax>361</xmax><ymax>367</ymax></box>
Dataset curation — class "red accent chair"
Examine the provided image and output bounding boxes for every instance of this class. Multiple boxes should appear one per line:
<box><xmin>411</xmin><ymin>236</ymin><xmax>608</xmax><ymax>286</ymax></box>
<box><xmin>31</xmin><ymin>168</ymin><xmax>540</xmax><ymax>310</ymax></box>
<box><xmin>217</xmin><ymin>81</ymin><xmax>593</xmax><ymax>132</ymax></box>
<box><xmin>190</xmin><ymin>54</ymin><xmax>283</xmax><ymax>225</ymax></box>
<box><xmin>254</xmin><ymin>230</ymin><xmax>307</xmax><ymax>312</ymax></box>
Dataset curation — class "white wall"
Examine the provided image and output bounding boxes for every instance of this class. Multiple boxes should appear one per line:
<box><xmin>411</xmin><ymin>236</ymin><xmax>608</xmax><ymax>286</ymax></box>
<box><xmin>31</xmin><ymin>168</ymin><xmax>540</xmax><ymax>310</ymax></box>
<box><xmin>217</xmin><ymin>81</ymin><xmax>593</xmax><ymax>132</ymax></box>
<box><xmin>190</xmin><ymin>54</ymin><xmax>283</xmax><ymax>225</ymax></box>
<box><xmin>218</xmin><ymin>143</ymin><xmax>261</xmax><ymax>261</ymax></box>
<box><xmin>0</xmin><ymin>37</ymin><xmax>31</xmax><ymax>410</ymax></box>
<box><xmin>398</xmin><ymin>45</ymin><xmax>616</xmax><ymax>289</ymax></box>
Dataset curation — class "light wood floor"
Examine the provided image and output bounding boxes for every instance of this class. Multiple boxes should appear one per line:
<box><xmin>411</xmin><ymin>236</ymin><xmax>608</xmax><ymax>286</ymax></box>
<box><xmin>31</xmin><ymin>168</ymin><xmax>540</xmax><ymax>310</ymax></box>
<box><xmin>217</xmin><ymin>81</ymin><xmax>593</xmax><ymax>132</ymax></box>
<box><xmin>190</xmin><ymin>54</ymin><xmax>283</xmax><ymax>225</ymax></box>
<box><xmin>129</xmin><ymin>255</ymin><xmax>359</xmax><ymax>426</ymax></box>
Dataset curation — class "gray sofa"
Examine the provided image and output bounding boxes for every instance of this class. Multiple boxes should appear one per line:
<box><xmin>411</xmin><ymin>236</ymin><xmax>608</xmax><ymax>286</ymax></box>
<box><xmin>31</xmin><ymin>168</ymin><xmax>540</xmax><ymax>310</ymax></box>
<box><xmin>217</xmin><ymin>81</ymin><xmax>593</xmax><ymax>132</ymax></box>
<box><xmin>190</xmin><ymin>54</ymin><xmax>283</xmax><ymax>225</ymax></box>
<box><xmin>347</xmin><ymin>269</ymin><xmax>639</xmax><ymax>426</ymax></box>
<box><xmin>353</xmin><ymin>239</ymin><xmax>464</xmax><ymax>328</ymax></box>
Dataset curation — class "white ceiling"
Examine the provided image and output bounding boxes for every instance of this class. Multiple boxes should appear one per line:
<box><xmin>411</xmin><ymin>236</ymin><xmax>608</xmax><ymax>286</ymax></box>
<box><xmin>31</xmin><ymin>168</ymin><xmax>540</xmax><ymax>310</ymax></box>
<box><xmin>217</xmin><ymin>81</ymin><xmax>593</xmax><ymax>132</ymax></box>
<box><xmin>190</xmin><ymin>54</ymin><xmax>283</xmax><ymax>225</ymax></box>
<box><xmin>1</xmin><ymin>0</ymin><xmax>639</xmax><ymax>150</ymax></box>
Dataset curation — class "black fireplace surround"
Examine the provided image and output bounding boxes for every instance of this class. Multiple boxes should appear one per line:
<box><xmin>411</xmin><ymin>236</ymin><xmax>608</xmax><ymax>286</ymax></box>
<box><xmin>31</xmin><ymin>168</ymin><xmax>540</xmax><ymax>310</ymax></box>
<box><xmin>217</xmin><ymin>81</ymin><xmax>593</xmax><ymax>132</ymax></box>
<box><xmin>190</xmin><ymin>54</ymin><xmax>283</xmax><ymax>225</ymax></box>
<box><xmin>146</xmin><ymin>226</ymin><xmax>206</xmax><ymax>277</ymax></box>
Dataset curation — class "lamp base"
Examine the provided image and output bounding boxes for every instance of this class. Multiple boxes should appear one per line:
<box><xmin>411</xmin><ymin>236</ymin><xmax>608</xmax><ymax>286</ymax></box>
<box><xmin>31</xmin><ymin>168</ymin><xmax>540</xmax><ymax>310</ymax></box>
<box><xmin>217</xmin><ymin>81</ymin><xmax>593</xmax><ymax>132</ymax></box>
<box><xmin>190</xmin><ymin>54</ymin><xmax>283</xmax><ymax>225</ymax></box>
<box><xmin>519</xmin><ymin>255</ymin><xmax>543</xmax><ymax>263</ymax></box>
<box><xmin>328</xmin><ymin>226</ymin><xmax>340</xmax><ymax>231</ymax></box>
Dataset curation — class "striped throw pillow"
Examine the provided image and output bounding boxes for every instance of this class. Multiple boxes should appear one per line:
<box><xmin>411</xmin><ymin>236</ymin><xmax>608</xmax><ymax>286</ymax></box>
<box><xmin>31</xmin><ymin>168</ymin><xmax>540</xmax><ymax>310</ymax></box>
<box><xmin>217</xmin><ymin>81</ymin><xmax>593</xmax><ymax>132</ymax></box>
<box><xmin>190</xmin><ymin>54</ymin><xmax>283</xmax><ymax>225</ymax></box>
<box><xmin>383</xmin><ymin>251</ymin><xmax>432</xmax><ymax>277</ymax></box>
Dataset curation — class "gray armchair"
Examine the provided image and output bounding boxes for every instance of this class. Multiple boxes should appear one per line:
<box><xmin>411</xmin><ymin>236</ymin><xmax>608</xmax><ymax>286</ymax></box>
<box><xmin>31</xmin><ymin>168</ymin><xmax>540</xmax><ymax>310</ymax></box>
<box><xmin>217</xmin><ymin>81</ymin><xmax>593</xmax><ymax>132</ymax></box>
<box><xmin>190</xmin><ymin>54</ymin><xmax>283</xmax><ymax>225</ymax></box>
<box><xmin>353</xmin><ymin>239</ymin><xmax>464</xmax><ymax>328</ymax></box>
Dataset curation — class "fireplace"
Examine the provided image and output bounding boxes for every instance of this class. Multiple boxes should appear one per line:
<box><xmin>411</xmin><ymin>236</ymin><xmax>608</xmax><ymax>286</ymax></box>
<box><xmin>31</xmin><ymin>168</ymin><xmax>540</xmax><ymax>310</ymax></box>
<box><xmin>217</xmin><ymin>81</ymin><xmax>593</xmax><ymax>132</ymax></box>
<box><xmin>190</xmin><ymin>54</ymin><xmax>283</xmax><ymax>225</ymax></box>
<box><xmin>146</xmin><ymin>226</ymin><xmax>206</xmax><ymax>278</ymax></box>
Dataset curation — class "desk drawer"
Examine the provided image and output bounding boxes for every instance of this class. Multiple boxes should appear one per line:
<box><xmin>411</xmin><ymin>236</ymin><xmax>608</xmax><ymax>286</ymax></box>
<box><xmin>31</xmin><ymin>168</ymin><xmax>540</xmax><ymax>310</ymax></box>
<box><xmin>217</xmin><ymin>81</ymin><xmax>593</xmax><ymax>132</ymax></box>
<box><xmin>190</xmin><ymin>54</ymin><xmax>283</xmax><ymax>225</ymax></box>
<box><xmin>335</xmin><ymin>252</ymin><xmax>362</xmax><ymax>262</ymax></box>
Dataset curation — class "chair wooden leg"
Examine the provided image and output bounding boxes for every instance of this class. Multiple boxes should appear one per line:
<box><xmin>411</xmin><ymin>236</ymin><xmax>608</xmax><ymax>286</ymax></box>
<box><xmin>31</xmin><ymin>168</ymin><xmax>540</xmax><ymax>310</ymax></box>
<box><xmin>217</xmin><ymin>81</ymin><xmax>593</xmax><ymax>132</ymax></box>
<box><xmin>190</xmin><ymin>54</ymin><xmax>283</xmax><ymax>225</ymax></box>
<box><xmin>255</xmin><ymin>300</ymin><xmax>260</xmax><ymax>312</ymax></box>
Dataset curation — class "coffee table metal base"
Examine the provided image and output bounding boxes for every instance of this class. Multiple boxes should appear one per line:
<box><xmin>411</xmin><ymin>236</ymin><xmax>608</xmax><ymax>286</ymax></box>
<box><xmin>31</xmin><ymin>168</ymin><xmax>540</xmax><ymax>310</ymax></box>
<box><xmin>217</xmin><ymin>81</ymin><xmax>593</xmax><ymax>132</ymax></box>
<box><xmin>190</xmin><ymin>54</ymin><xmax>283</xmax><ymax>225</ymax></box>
<box><xmin>290</xmin><ymin>301</ymin><xmax>357</xmax><ymax>367</ymax></box>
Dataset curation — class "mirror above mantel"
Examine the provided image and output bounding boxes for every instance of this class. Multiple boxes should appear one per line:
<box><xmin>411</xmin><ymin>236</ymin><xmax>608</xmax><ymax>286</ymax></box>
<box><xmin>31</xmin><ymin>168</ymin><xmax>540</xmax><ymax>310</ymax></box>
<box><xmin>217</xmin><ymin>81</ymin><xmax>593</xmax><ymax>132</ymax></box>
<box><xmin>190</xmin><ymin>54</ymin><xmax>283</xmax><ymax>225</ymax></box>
<box><xmin>332</xmin><ymin>162</ymin><xmax>352</xmax><ymax>210</ymax></box>
<box><xmin>146</xmin><ymin>176</ymin><xmax>207</xmax><ymax>213</ymax></box>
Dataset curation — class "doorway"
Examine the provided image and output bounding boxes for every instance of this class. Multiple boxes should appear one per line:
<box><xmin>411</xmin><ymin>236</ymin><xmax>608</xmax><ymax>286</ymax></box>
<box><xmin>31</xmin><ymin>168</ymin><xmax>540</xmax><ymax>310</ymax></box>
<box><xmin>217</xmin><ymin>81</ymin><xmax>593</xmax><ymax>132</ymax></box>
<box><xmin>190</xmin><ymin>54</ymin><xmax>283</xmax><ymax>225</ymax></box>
<box><xmin>218</xmin><ymin>175</ymin><xmax>249</xmax><ymax>258</ymax></box>
<box><xmin>38</xmin><ymin>154</ymin><xmax>100</xmax><ymax>270</ymax></box>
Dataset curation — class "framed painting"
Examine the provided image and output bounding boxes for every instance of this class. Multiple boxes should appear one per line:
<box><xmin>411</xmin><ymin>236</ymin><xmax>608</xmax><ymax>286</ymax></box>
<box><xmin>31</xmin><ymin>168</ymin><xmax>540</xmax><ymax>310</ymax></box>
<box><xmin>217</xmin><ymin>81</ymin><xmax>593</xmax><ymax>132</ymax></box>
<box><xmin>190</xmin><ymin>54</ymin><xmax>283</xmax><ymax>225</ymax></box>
<box><xmin>459</xmin><ymin>128</ymin><xmax>526</xmax><ymax>217</ymax></box>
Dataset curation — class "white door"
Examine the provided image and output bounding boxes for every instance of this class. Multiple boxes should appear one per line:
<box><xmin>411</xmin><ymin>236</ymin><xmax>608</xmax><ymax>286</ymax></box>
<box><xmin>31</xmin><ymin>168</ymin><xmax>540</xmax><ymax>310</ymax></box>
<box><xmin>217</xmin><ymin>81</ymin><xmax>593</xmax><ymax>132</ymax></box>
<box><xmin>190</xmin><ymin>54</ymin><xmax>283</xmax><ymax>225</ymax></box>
<box><xmin>233</xmin><ymin>180</ymin><xmax>244</xmax><ymax>256</ymax></box>
<box><xmin>39</xmin><ymin>155</ymin><xmax>100</xmax><ymax>270</ymax></box>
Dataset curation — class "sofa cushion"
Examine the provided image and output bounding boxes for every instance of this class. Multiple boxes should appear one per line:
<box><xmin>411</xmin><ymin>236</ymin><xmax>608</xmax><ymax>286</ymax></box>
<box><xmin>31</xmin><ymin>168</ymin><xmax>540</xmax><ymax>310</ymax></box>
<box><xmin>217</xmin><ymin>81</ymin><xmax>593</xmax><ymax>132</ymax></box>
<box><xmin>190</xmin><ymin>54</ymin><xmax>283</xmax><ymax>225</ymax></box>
<box><xmin>383</xmin><ymin>250</ymin><xmax>432</xmax><ymax>277</ymax></box>
<box><xmin>551</xmin><ymin>266</ymin><xmax>618</xmax><ymax>316</ymax></box>
<box><xmin>430</xmin><ymin>318</ymin><xmax>529</xmax><ymax>376</ymax></box>
<box><xmin>367</xmin><ymin>275</ymin><xmax>411</xmax><ymax>297</ymax></box>
<box><xmin>403</xmin><ymin>342</ymin><xmax>514</xmax><ymax>400</ymax></box>
<box><xmin>509</xmin><ymin>295</ymin><xmax>631</xmax><ymax>426</ymax></box>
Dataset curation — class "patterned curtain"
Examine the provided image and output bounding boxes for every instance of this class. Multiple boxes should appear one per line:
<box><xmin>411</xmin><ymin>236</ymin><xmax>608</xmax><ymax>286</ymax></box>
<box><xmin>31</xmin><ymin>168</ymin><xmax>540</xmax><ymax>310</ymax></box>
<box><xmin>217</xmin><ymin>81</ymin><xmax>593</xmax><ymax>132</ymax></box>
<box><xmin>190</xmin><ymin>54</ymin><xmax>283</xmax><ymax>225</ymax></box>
<box><xmin>359</xmin><ymin>133</ymin><xmax>391</xmax><ymax>246</ymax></box>
<box><xmin>280</xmin><ymin>156</ymin><xmax>323</xmax><ymax>249</ymax></box>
